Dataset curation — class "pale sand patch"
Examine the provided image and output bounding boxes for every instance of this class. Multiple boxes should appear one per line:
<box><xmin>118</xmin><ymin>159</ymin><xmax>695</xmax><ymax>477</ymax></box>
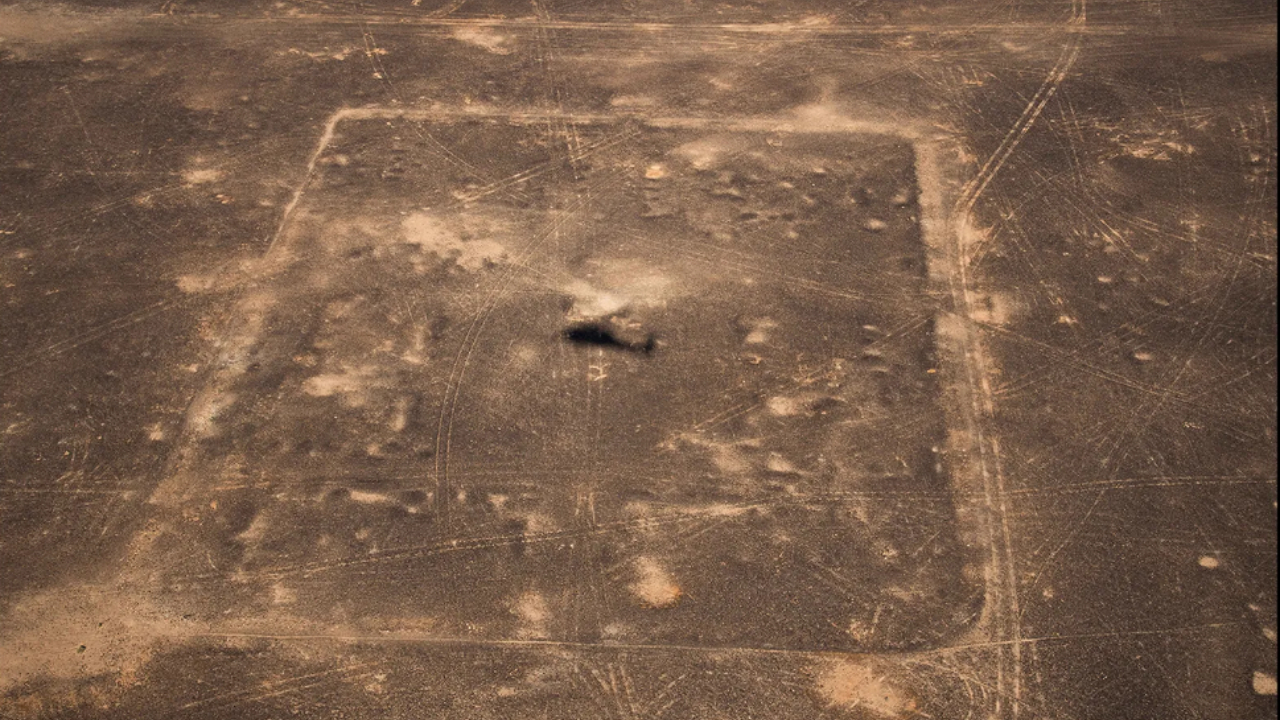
<box><xmin>815</xmin><ymin>659</ymin><xmax>916</xmax><ymax>717</ymax></box>
<box><xmin>0</xmin><ymin>584</ymin><xmax>185</xmax><ymax>693</ymax></box>
<box><xmin>181</xmin><ymin>167</ymin><xmax>223</xmax><ymax>186</ymax></box>
<box><xmin>513</xmin><ymin>591</ymin><xmax>551</xmax><ymax>639</ymax></box>
<box><xmin>401</xmin><ymin>212</ymin><xmax>508</xmax><ymax>271</ymax></box>
<box><xmin>631</xmin><ymin>557</ymin><xmax>682</xmax><ymax>609</ymax></box>
<box><xmin>451</xmin><ymin>26</ymin><xmax>514</xmax><ymax>55</ymax></box>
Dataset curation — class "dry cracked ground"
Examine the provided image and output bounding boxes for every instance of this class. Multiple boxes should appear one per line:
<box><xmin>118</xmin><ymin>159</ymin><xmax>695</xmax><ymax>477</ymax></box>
<box><xmin>0</xmin><ymin>1</ymin><xmax>1276</xmax><ymax>719</ymax></box>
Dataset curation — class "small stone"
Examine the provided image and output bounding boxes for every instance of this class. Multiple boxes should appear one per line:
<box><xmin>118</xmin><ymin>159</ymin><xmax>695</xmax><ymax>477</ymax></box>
<box><xmin>863</xmin><ymin>219</ymin><xmax>888</xmax><ymax>233</ymax></box>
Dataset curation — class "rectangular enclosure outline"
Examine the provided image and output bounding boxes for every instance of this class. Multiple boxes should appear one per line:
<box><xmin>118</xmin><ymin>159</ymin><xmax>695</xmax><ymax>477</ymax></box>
<box><xmin>154</xmin><ymin>105</ymin><xmax>1011</xmax><ymax>658</ymax></box>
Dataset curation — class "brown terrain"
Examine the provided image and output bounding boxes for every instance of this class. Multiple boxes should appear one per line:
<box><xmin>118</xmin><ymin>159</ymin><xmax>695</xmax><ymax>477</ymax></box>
<box><xmin>0</xmin><ymin>1</ymin><xmax>1275</xmax><ymax>718</ymax></box>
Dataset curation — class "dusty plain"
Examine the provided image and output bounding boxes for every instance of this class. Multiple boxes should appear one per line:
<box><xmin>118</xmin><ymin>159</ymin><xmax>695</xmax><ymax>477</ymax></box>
<box><xmin>0</xmin><ymin>0</ymin><xmax>1276</xmax><ymax>718</ymax></box>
